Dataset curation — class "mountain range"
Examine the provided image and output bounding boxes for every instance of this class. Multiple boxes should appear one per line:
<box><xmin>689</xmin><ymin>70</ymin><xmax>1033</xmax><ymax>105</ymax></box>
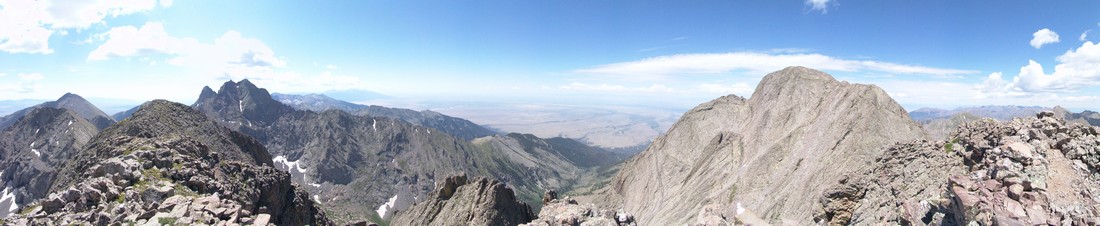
<box><xmin>190</xmin><ymin>79</ymin><xmax>623</xmax><ymax>224</ymax></box>
<box><xmin>1</xmin><ymin>66</ymin><xmax>1099</xmax><ymax>225</ymax></box>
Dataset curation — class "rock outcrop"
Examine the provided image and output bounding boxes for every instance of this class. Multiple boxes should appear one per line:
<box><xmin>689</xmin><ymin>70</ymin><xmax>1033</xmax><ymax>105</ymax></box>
<box><xmin>6</xmin><ymin>100</ymin><xmax>331</xmax><ymax>225</ymax></box>
<box><xmin>606</xmin><ymin>66</ymin><xmax>927</xmax><ymax>224</ymax></box>
<box><xmin>392</xmin><ymin>174</ymin><xmax>534</xmax><ymax>226</ymax></box>
<box><xmin>819</xmin><ymin>112</ymin><xmax>1100</xmax><ymax>225</ymax></box>
<box><xmin>0</xmin><ymin>107</ymin><xmax>98</xmax><ymax>217</ymax></box>
<box><xmin>521</xmin><ymin>197</ymin><xmax>636</xmax><ymax>226</ymax></box>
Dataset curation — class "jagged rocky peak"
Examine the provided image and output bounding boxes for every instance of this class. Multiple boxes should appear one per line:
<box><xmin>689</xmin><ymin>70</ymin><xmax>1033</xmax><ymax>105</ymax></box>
<box><xmin>393</xmin><ymin>174</ymin><xmax>535</xmax><ymax>226</ymax></box>
<box><xmin>192</xmin><ymin>79</ymin><xmax>294</xmax><ymax>128</ymax></box>
<box><xmin>607</xmin><ymin>66</ymin><xmax>926</xmax><ymax>225</ymax></box>
<box><xmin>10</xmin><ymin>99</ymin><xmax>331</xmax><ymax>225</ymax></box>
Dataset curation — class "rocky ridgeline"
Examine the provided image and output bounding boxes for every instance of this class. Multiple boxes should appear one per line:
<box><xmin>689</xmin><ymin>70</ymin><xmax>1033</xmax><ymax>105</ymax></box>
<box><xmin>818</xmin><ymin>112</ymin><xmax>1100</xmax><ymax>225</ymax></box>
<box><xmin>392</xmin><ymin>174</ymin><xmax>534</xmax><ymax>225</ymax></box>
<box><xmin>6</xmin><ymin>100</ymin><xmax>331</xmax><ymax>225</ymax></box>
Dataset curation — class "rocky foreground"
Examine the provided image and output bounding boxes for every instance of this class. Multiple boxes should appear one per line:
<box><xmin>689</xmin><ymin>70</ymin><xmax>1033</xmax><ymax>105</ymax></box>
<box><xmin>818</xmin><ymin>112</ymin><xmax>1100</xmax><ymax>225</ymax></box>
<box><xmin>5</xmin><ymin>100</ymin><xmax>330</xmax><ymax>225</ymax></box>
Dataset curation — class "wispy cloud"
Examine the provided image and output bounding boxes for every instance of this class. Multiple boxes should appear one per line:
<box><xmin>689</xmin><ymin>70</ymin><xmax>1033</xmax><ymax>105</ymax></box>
<box><xmin>1030</xmin><ymin>28</ymin><xmax>1060</xmax><ymax>49</ymax></box>
<box><xmin>558</xmin><ymin>82</ymin><xmax>675</xmax><ymax>93</ymax></box>
<box><xmin>1081</xmin><ymin>30</ymin><xmax>1091</xmax><ymax>41</ymax></box>
<box><xmin>805</xmin><ymin>0</ymin><xmax>833</xmax><ymax>14</ymax></box>
<box><xmin>573</xmin><ymin>51</ymin><xmax>978</xmax><ymax>80</ymax></box>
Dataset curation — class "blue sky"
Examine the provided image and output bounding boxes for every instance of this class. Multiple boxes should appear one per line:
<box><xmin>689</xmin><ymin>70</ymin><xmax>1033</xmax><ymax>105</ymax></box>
<box><xmin>2</xmin><ymin>0</ymin><xmax>1100</xmax><ymax>112</ymax></box>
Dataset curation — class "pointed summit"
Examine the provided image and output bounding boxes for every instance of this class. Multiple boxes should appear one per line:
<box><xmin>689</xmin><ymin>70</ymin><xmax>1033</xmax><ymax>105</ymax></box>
<box><xmin>0</xmin><ymin>93</ymin><xmax>115</xmax><ymax>131</ymax></box>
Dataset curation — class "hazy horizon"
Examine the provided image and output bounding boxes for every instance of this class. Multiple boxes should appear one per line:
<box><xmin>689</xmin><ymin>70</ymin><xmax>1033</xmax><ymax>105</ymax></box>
<box><xmin>3</xmin><ymin>1</ymin><xmax>1100</xmax><ymax>112</ymax></box>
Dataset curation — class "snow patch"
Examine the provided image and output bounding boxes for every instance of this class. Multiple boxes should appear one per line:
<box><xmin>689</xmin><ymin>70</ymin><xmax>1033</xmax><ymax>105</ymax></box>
<box><xmin>67</xmin><ymin>120</ymin><xmax>72</xmax><ymax>126</ymax></box>
<box><xmin>736</xmin><ymin>202</ymin><xmax>745</xmax><ymax>215</ymax></box>
<box><xmin>0</xmin><ymin>170</ymin><xmax>17</xmax><ymax>213</ymax></box>
<box><xmin>313</xmin><ymin>195</ymin><xmax>320</xmax><ymax>203</ymax></box>
<box><xmin>375</xmin><ymin>188</ymin><xmax>415</xmax><ymax>220</ymax></box>
<box><xmin>239</xmin><ymin>100</ymin><xmax>244</xmax><ymax>112</ymax></box>
<box><xmin>33</xmin><ymin>129</ymin><xmax>38</xmax><ymax>135</ymax></box>
<box><xmin>31</xmin><ymin>149</ymin><xmax>39</xmax><ymax>157</ymax></box>
<box><xmin>29</xmin><ymin>142</ymin><xmax>34</xmax><ymax>148</ymax></box>
<box><xmin>272</xmin><ymin>155</ymin><xmax>307</xmax><ymax>174</ymax></box>
<box><xmin>372</xmin><ymin>119</ymin><xmax>377</xmax><ymax>131</ymax></box>
<box><xmin>308</xmin><ymin>182</ymin><xmax>321</xmax><ymax>188</ymax></box>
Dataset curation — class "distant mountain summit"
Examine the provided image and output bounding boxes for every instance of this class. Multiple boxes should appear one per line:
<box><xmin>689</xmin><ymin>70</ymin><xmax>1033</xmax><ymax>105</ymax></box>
<box><xmin>605</xmin><ymin>66</ymin><xmax>927</xmax><ymax>224</ymax></box>
<box><xmin>272</xmin><ymin>92</ymin><xmax>497</xmax><ymax>140</ymax></box>
<box><xmin>910</xmin><ymin>105</ymin><xmax>1047</xmax><ymax>121</ymax></box>
<box><xmin>0</xmin><ymin>93</ymin><xmax>115</xmax><ymax>131</ymax></box>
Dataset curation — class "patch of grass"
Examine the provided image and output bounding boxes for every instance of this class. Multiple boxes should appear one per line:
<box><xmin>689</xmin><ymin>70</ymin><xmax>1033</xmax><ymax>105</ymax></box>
<box><xmin>366</xmin><ymin>212</ymin><xmax>391</xmax><ymax>226</ymax></box>
<box><xmin>18</xmin><ymin>204</ymin><xmax>38</xmax><ymax>215</ymax></box>
<box><xmin>174</xmin><ymin>184</ymin><xmax>197</xmax><ymax>197</ymax></box>
<box><xmin>158</xmin><ymin>217</ymin><xmax>178</xmax><ymax>225</ymax></box>
<box><xmin>944</xmin><ymin>138</ymin><xmax>959</xmax><ymax>153</ymax></box>
<box><xmin>115</xmin><ymin>194</ymin><xmax>126</xmax><ymax>203</ymax></box>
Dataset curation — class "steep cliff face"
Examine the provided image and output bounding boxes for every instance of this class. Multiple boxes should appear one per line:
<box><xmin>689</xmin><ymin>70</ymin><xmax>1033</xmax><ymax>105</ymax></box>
<box><xmin>0</xmin><ymin>107</ymin><xmax>98</xmax><ymax>218</ymax></box>
<box><xmin>607</xmin><ymin>66</ymin><xmax>927</xmax><ymax>224</ymax></box>
<box><xmin>10</xmin><ymin>100</ymin><xmax>331</xmax><ymax>225</ymax></box>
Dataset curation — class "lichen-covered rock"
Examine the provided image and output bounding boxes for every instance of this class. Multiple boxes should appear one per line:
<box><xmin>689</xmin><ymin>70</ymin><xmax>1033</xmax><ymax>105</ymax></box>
<box><xmin>392</xmin><ymin>174</ymin><xmax>534</xmax><ymax>226</ymax></box>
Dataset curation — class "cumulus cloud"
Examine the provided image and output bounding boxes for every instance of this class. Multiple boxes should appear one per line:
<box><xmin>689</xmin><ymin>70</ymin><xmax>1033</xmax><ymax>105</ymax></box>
<box><xmin>86</xmin><ymin>22</ymin><xmax>364</xmax><ymax>93</ymax></box>
<box><xmin>89</xmin><ymin>22</ymin><xmax>287</xmax><ymax>75</ymax></box>
<box><xmin>1030</xmin><ymin>28</ymin><xmax>1060</xmax><ymax>49</ymax></box>
<box><xmin>977</xmin><ymin>41</ymin><xmax>1100</xmax><ymax>97</ymax></box>
<box><xmin>574</xmin><ymin>52</ymin><xmax>978</xmax><ymax>80</ymax></box>
<box><xmin>0</xmin><ymin>0</ymin><xmax>169</xmax><ymax>54</ymax></box>
<box><xmin>805</xmin><ymin>0</ymin><xmax>832</xmax><ymax>14</ymax></box>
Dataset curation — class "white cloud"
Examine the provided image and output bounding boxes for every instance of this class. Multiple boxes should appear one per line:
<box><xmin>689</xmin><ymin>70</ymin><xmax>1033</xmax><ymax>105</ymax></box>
<box><xmin>15</xmin><ymin>73</ymin><xmax>44</xmax><ymax>93</ymax></box>
<box><xmin>976</xmin><ymin>41</ymin><xmax>1100</xmax><ymax>96</ymax></box>
<box><xmin>1030</xmin><ymin>28</ymin><xmax>1060</xmax><ymax>49</ymax></box>
<box><xmin>0</xmin><ymin>0</ymin><xmax>169</xmax><ymax>54</ymax></box>
<box><xmin>89</xmin><ymin>22</ymin><xmax>287</xmax><ymax>74</ymax></box>
<box><xmin>574</xmin><ymin>52</ymin><xmax>978</xmax><ymax>80</ymax></box>
<box><xmin>805</xmin><ymin>0</ymin><xmax>832</xmax><ymax>13</ymax></box>
<box><xmin>87</xmin><ymin>22</ymin><xmax>196</xmax><ymax>60</ymax></box>
<box><xmin>696</xmin><ymin>83</ymin><xmax>753</xmax><ymax>95</ymax></box>
<box><xmin>86</xmin><ymin>22</ymin><xmax>366</xmax><ymax>94</ymax></box>
<box><xmin>1082</xmin><ymin>30</ymin><xmax>1091</xmax><ymax>41</ymax></box>
<box><xmin>558</xmin><ymin>82</ymin><xmax>676</xmax><ymax>93</ymax></box>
